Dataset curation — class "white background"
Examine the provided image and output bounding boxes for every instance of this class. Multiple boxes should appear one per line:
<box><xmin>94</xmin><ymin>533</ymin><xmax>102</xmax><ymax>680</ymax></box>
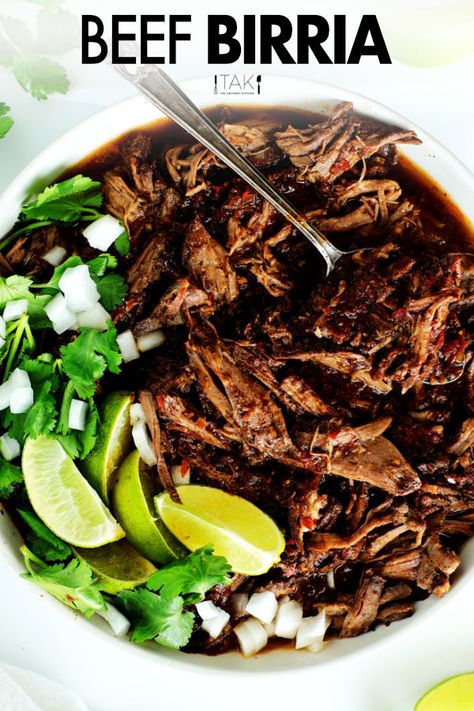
<box><xmin>0</xmin><ymin>2</ymin><xmax>474</xmax><ymax>710</ymax></box>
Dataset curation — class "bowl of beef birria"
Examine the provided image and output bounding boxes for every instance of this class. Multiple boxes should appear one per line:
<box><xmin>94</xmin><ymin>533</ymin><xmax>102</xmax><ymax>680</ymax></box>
<box><xmin>0</xmin><ymin>76</ymin><xmax>473</xmax><ymax>672</ymax></box>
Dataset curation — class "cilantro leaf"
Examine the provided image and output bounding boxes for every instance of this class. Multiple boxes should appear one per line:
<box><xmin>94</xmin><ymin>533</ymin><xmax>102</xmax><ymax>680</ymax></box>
<box><xmin>22</xmin><ymin>176</ymin><xmax>102</xmax><ymax>222</ymax></box>
<box><xmin>57</xmin><ymin>388</ymin><xmax>99</xmax><ymax>459</ymax></box>
<box><xmin>0</xmin><ymin>457</ymin><xmax>23</xmax><ymax>499</ymax></box>
<box><xmin>87</xmin><ymin>254</ymin><xmax>118</xmax><ymax>277</ymax></box>
<box><xmin>60</xmin><ymin>323</ymin><xmax>122</xmax><ymax>399</ymax></box>
<box><xmin>147</xmin><ymin>545</ymin><xmax>231</xmax><ymax>601</ymax></box>
<box><xmin>0</xmin><ymin>103</ymin><xmax>13</xmax><ymax>140</ymax></box>
<box><xmin>3</xmin><ymin>355</ymin><xmax>59</xmax><ymax>442</ymax></box>
<box><xmin>22</xmin><ymin>180</ymin><xmax>100</xmax><ymax>225</ymax></box>
<box><xmin>117</xmin><ymin>589</ymin><xmax>194</xmax><ymax>649</ymax></box>
<box><xmin>0</xmin><ymin>276</ymin><xmax>51</xmax><ymax>329</ymax></box>
<box><xmin>12</xmin><ymin>53</ymin><xmax>69</xmax><ymax>102</ymax></box>
<box><xmin>96</xmin><ymin>273</ymin><xmax>128</xmax><ymax>311</ymax></box>
<box><xmin>21</xmin><ymin>546</ymin><xmax>105</xmax><ymax>616</ymax></box>
<box><xmin>18</xmin><ymin>508</ymin><xmax>71</xmax><ymax>562</ymax></box>
<box><xmin>114</xmin><ymin>232</ymin><xmax>130</xmax><ymax>257</ymax></box>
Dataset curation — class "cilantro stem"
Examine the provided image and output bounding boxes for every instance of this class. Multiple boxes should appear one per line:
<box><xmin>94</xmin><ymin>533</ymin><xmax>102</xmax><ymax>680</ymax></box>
<box><xmin>0</xmin><ymin>221</ymin><xmax>53</xmax><ymax>251</ymax></box>
<box><xmin>3</xmin><ymin>314</ymin><xmax>33</xmax><ymax>381</ymax></box>
<box><xmin>58</xmin><ymin>381</ymin><xmax>76</xmax><ymax>434</ymax></box>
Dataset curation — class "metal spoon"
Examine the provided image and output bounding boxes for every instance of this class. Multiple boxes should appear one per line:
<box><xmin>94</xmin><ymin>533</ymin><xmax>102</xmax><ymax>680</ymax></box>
<box><xmin>114</xmin><ymin>64</ymin><xmax>347</xmax><ymax>275</ymax></box>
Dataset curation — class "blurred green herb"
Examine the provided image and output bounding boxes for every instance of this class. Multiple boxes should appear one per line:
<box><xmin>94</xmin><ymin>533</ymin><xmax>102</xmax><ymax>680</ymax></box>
<box><xmin>0</xmin><ymin>103</ymin><xmax>13</xmax><ymax>139</ymax></box>
<box><xmin>0</xmin><ymin>3</ymin><xmax>79</xmax><ymax>102</ymax></box>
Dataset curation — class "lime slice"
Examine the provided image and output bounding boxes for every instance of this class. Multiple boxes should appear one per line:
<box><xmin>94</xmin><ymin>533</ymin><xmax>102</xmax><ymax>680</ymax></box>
<box><xmin>415</xmin><ymin>674</ymin><xmax>474</xmax><ymax>711</ymax></box>
<box><xmin>75</xmin><ymin>540</ymin><xmax>156</xmax><ymax>594</ymax></box>
<box><xmin>82</xmin><ymin>391</ymin><xmax>133</xmax><ymax>503</ymax></box>
<box><xmin>111</xmin><ymin>450</ymin><xmax>184</xmax><ymax>565</ymax></box>
<box><xmin>22</xmin><ymin>436</ymin><xmax>124</xmax><ymax>548</ymax></box>
<box><xmin>155</xmin><ymin>485</ymin><xmax>285</xmax><ymax>575</ymax></box>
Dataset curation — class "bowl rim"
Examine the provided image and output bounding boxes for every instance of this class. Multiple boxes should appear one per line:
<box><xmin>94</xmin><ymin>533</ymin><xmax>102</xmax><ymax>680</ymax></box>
<box><xmin>0</xmin><ymin>73</ymin><xmax>473</xmax><ymax>675</ymax></box>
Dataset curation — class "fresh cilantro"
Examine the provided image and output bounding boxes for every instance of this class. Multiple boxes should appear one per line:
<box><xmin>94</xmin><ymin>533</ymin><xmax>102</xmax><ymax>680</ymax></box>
<box><xmin>0</xmin><ymin>103</ymin><xmax>13</xmax><ymax>139</ymax></box>
<box><xmin>117</xmin><ymin>589</ymin><xmax>194</xmax><ymax>649</ymax></box>
<box><xmin>57</xmin><ymin>388</ymin><xmax>99</xmax><ymax>459</ymax></box>
<box><xmin>0</xmin><ymin>276</ymin><xmax>51</xmax><ymax>329</ymax></box>
<box><xmin>117</xmin><ymin>547</ymin><xmax>231</xmax><ymax>650</ymax></box>
<box><xmin>114</xmin><ymin>232</ymin><xmax>131</xmax><ymax>257</ymax></box>
<box><xmin>11</xmin><ymin>53</ymin><xmax>69</xmax><ymax>102</ymax></box>
<box><xmin>18</xmin><ymin>508</ymin><xmax>71</xmax><ymax>562</ymax></box>
<box><xmin>95</xmin><ymin>274</ymin><xmax>128</xmax><ymax>312</ymax></box>
<box><xmin>0</xmin><ymin>457</ymin><xmax>23</xmax><ymax>499</ymax></box>
<box><xmin>147</xmin><ymin>545</ymin><xmax>231</xmax><ymax>602</ymax></box>
<box><xmin>60</xmin><ymin>323</ymin><xmax>122</xmax><ymax>399</ymax></box>
<box><xmin>2</xmin><ymin>355</ymin><xmax>59</xmax><ymax>441</ymax></box>
<box><xmin>21</xmin><ymin>176</ymin><xmax>102</xmax><ymax>223</ymax></box>
<box><xmin>87</xmin><ymin>254</ymin><xmax>118</xmax><ymax>277</ymax></box>
<box><xmin>21</xmin><ymin>546</ymin><xmax>105</xmax><ymax>616</ymax></box>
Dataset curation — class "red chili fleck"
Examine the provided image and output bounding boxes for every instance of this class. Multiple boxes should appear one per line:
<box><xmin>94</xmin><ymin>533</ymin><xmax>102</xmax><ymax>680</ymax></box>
<box><xmin>181</xmin><ymin>458</ymin><xmax>190</xmax><ymax>476</ymax></box>
<box><xmin>196</xmin><ymin>417</ymin><xmax>206</xmax><ymax>429</ymax></box>
<box><xmin>301</xmin><ymin>516</ymin><xmax>315</xmax><ymax>530</ymax></box>
<box><xmin>156</xmin><ymin>394</ymin><xmax>165</xmax><ymax>407</ymax></box>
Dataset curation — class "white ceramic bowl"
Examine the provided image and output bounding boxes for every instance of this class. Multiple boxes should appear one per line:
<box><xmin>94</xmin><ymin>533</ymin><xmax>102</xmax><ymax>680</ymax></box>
<box><xmin>1</xmin><ymin>76</ymin><xmax>473</xmax><ymax>673</ymax></box>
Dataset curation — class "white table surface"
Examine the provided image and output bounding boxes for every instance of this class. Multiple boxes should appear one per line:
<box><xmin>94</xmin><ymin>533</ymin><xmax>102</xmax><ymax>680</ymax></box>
<box><xmin>1</xmin><ymin>2</ymin><xmax>474</xmax><ymax>709</ymax></box>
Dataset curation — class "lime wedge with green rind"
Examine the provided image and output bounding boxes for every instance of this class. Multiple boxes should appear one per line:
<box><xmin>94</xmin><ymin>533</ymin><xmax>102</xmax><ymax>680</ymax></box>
<box><xmin>415</xmin><ymin>673</ymin><xmax>474</xmax><ymax>711</ymax></box>
<box><xmin>22</xmin><ymin>436</ymin><xmax>124</xmax><ymax>548</ymax></box>
<box><xmin>75</xmin><ymin>539</ymin><xmax>156</xmax><ymax>594</ymax></box>
<box><xmin>111</xmin><ymin>450</ymin><xmax>185</xmax><ymax>565</ymax></box>
<box><xmin>155</xmin><ymin>485</ymin><xmax>285</xmax><ymax>575</ymax></box>
<box><xmin>82</xmin><ymin>391</ymin><xmax>133</xmax><ymax>503</ymax></box>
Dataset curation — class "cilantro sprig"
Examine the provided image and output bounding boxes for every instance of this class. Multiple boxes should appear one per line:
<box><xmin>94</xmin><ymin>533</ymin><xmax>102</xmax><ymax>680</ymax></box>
<box><xmin>0</xmin><ymin>457</ymin><xmax>22</xmax><ymax>499</ymax></box>
<box><xmin>117</xmin><ymin>546</ymin><xmax>231</xmax><ymax>650</ymax></box>
<box><xmin>18</xmin><ymin>507</ymin><xmax>71</xmax><ymax>561</ymax></box>
<box><xmin>21</xmin><ymin>545</ymin><xmax>105</xmax><ymax>617</ymax></box>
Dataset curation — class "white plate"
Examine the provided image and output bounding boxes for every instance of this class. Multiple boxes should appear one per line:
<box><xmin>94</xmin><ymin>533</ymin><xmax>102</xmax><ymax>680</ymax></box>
<box><xmin>1</xmin><ymin>75</ymin><xmax>473</xmax><ymax>673</ymax></box>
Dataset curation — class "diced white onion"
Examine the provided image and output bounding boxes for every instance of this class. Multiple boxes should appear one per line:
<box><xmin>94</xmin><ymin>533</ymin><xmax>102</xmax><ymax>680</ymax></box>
<box><xmin>234</xmin><ymin>618</ymin><xmax>268</xmax><ymax>657</ymax></box>
<box><xmin>201</xmin><ymin>609</ymin><xmax>230</xmax><ymax>639</ymax></box>
<box><xmin>132</xmin><ymin>421</ymin><xmax>156</xmax><ymax>466</ymax></box>
<box><xmin>68</xmin><ymin>399</ymin><xmax>88</xmax><ymax>431</ymax></box>
<box><xmin>76</xmin><ymin>303</ymin><xmax>111</xmax><ymax>331</ymax></box>
<box><xmin>130</xmin><ymin>402</ymin><xmax>145</xmax><ymax>426</ymax></box>
<box><xmin>263</xmin><ymin>620</ymin><xmax>275</xmax><ymax>637</ymax></box>
<box><xmin>0</xmin><ymin>381</ymin><xmax>13</xmax><ymax>411</ymax></box>
<box><xmin>136</xmin><ymin>330</ymin><xmax>166</xmax><ymax>353</ymax></box>
<box><xmin>97</xmin><ymin>603</ymin><xmax>130</xmax><ymax>637</ymax></box>
<box><xmin>246</xmin><ymin>591</ymin><xmax>278</xmax><ymax>625</ymax></box>
<box><xmin>83</xmin><ymin>214</ymin><xmax>124</xmax><ymax>251</ymax></box>
<box><xmin>58</xmin><ymin>265</ymin><xmax>100</xmax><ymax>313</ymax></box>
<box><xmin>45</xmin><ymin>293</ymin><xmax>77</xmax><ymax>334</ymax></box>
<box><xmin>9</xmin><ymin>386</ymin><xmax>34</xmax><ymax>414</ymax></box>
<box><xmin>42</xmin><ymin>245</ymin><xmax>67</xmax><ymax>267</ymax></box>
<box><xmin>171</xmin><ymin>462</ymin><xmax>191</xmax><ymax>486</ymax></box>
<box><xmin>308</xmin><ymin>639</ymin><xmax>325</xmax><ymax>653</ymax></box>
<box><xmin>9</xmin><ymin>369</ymin><xmax>30</xmax><ymax>389</ymax></box>
<box><xmin>0</xmin><ymin>315</ymin><xmax>6</xmax><ymax>339</ymax></box>
<box><xmin>116</xmin><ymin>330</ymin><xmax>140</xmax><ymax>363</ymax></box>
<box><xmin>274</xmin><ymin>600</ymin><xmax>303</xmax><ymax>640</ymax></box>
<box><xmin>3</xmin><ymin>299</ymin><xmax>28</xmax><ymax>322</ymax></box>
<box><xmin>196</xmin><ymin>600</ymin><xmax>221</xmax><ymax>621</ymax></box>
<box><xmin>0</xmin><ymin>433</ymin><xmax>20</xmax><ymax>461</ymax></box>
<box><xmin>327</xmin><ymin>570</ymin><xmax>335</xmax><ymax>590</ymax></box>
<box><xmin>231</xmin><ymin>593</ymin><xmax>249</xmax><ymax>615</ymax></box>
<box><xmin>295</xmin><ymin>611</ymin><xmax>329</xmax><ymax>650</ymax></box>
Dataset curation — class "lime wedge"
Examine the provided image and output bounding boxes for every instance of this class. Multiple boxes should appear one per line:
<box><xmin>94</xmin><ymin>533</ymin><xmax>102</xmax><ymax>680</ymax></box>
<box><xmin>82</xmin><ymin>391</ymin><xmax>133</xmax><ymax>503</ymax></box>
<box><xmin>415</xmin><ymin>674</ymin><xmax>474</xmax><ymax>711</ymax></box>
<box><xmin>111</xmin><ymin>450</ymin><xmax>184</xmax><ymax>565</ymax></box>
<box><xmin>75</xmin><ymin>540</ymin><xmax>156</xmax><ymax>594</ymax></box>
<box><xmin>155</xmin><ymin>485</ymin><xmax>285</xmax><ymax>575</ymax></box>
<box><xmin>22</xmin><ymin>436</ymin><xmax>124</xmax><ymax>548</ymax></box>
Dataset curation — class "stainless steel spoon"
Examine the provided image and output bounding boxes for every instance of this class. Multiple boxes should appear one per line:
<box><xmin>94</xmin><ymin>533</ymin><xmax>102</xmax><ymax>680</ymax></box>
<box><xmin>114</xmin><ymin>64</ymin><xmax>347</xmax><ymax>275</ymax></box>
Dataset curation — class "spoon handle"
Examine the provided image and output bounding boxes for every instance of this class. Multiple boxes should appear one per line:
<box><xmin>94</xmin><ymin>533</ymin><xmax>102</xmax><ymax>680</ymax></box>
<box><xmin>115</xmin><ymin>65</ymin><xmax>343</xmax><ymax>275</ymax></box>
